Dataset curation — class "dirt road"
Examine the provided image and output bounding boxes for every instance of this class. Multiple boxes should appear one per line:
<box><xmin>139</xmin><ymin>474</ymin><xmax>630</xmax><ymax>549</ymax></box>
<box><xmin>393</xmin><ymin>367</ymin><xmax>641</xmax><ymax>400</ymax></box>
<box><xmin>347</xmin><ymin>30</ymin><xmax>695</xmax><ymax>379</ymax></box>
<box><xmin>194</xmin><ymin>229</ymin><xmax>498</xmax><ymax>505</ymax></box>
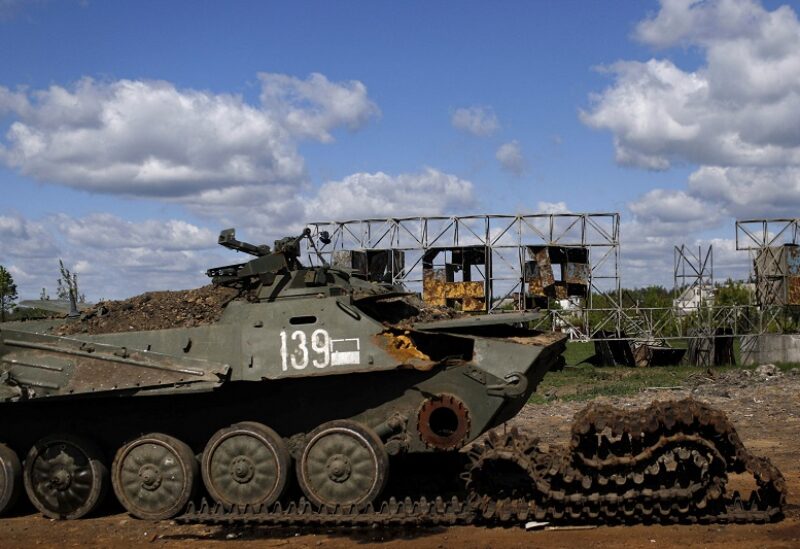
<box><xmin>1</xmin><ymin>371</ymin><xmax>798</xmax><ymax>548</ymax></box>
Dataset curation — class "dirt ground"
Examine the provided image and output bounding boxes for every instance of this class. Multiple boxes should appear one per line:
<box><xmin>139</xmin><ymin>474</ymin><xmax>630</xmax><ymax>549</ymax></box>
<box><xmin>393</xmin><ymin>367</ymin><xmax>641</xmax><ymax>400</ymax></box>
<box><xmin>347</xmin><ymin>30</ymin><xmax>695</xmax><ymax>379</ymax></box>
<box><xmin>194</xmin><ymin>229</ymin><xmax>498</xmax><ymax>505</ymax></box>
<box><xmin>1</xmin><ymin>370</ymin><xmax>799</xmax><ymax>548</ymax></box>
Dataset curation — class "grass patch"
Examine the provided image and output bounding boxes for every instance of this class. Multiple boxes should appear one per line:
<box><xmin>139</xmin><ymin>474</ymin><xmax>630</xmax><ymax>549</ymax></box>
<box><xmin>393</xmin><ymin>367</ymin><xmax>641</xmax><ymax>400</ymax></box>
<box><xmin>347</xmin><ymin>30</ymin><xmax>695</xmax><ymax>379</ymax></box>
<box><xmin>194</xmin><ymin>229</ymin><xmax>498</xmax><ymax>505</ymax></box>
<box><xmin>529</xmin><ymin>354</ymin><xmax>800</xmax><ymax>404</ymax></box>
<box><xmin>562</xmin><ymin>342</ymin><xmax>596</xmax><ymax>366</ymax></box>
<box><xmin>529</xmin><ymin>363</ymin><xmax>703</xmax><ymax>404</ymax></box>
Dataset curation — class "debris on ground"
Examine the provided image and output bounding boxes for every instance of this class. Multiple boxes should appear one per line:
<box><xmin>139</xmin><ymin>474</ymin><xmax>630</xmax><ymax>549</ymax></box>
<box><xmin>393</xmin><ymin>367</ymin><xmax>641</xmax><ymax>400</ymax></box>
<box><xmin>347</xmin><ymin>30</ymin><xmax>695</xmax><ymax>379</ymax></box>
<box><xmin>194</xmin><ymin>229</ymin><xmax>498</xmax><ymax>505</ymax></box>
<box><xmin>755</xmin><ymin>363</ymin><xmax>781</xmax><ymax>378</ymax></box>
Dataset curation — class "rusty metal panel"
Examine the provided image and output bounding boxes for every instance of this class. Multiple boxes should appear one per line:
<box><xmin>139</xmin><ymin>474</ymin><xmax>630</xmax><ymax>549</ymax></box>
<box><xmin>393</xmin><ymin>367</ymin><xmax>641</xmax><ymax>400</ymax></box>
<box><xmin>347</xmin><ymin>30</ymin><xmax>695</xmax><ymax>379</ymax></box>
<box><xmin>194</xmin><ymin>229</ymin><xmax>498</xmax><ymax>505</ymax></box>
<box><xmin>788</xmin><ymin>276</ymin><xmax>800</xmax><ymax>306</ymax></box>
<box><xmin>423</xmin><ymin>269</ymin><xmax>447</xmax><ymax>307</ymax></box>
<box><xmin>535</xmin><ymin>248</ymin><xmax>555</xmax><ymax>287</ymax></box>
<box><xmin>422</xmin><ymin>269</ymin><xmax>485</xmax><ymax>311</ymax></box>
<box><xmin>564</xmin><ymin>262</ymin><xmax>590</xmax><ymax>285</ymax></box>
<box><xmin>528</xmin><ymin>275</ymin><xmax>545</xmax><ymax>297</ymax></box>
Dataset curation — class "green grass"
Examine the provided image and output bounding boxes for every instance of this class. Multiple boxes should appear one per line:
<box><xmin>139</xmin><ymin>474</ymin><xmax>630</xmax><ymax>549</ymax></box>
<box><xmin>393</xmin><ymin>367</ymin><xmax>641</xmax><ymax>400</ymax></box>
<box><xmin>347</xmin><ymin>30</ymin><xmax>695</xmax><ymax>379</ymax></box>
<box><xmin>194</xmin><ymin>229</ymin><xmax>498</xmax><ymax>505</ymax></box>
<box><xmin>561</xmin><ymin>341</ymin><xmax>595</xmax><ymax>366</ymax></box>
<box><xmin>528</xmin><ymin>340</ymin><xmax>800</xmax><ymax>404</ymax></box>
<box><xmin>529</xmin><ymin>363</ymin><xmax>705</xmax><ymax>404</ymax></box>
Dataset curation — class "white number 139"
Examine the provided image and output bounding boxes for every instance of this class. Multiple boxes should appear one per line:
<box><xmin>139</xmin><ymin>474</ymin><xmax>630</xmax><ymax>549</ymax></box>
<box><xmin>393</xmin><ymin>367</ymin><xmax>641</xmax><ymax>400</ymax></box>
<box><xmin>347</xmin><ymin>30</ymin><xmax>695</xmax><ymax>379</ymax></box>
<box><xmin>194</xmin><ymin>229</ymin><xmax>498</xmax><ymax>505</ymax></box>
<box><xmin>280</xmin><ymin>329</ymin><xmax>331</xmax><ymax>371</ymax></box>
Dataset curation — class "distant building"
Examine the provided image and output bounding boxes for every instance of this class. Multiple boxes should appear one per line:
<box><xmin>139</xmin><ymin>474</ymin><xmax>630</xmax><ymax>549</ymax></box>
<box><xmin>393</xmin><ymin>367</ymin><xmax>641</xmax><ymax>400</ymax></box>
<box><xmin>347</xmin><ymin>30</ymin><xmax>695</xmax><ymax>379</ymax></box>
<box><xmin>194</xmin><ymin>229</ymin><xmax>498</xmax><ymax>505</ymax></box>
<box><xmin>673</xmin><ymin>284</ymin><xmax>715</xmax><ymax>314</ymax></box>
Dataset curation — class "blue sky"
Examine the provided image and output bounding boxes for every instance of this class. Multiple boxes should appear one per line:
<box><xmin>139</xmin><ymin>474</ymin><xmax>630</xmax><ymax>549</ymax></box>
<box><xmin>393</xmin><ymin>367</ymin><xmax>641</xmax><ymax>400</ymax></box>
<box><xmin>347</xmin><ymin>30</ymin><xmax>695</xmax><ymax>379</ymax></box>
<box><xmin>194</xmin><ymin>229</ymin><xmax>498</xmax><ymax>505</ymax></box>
<box><xmin>2</xmin><ymin>0</ymin><xmax>800</xmax><ymax>299</ymax></box>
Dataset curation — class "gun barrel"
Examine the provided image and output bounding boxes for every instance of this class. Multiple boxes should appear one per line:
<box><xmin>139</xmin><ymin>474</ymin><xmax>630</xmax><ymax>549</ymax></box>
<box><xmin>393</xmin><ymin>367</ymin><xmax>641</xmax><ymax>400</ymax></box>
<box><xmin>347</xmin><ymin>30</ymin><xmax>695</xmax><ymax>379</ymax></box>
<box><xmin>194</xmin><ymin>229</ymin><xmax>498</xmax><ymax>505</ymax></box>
<box><xmin>218</xmin><ymin>228</ymin><xmax>270</xmax><ymax>257</ymax></box>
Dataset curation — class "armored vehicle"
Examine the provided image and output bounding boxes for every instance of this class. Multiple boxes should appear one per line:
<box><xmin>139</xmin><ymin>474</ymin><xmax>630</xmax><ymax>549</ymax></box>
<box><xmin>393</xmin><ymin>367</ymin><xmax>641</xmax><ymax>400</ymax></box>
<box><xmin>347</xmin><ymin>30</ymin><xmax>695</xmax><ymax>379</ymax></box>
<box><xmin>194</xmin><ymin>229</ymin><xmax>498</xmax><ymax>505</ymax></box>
<box><xmin>0</xmin><ymin>229</ymin><xmax>786</xmax><ymax>526</ymax></box>
<box><xmin>0</xmin><ymin>228</ymin><xmax>565</xmax><ymax>520</ymax></box>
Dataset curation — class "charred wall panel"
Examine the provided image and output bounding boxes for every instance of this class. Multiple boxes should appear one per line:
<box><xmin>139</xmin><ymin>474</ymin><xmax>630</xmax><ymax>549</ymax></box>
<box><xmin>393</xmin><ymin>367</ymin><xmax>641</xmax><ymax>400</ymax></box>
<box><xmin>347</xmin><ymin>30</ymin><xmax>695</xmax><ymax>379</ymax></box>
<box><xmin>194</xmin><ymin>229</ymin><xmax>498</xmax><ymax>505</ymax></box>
<box><xmin>422</xmin><ymin>247</ymin><xmax>487</xmax><ymax>312</ymax></box>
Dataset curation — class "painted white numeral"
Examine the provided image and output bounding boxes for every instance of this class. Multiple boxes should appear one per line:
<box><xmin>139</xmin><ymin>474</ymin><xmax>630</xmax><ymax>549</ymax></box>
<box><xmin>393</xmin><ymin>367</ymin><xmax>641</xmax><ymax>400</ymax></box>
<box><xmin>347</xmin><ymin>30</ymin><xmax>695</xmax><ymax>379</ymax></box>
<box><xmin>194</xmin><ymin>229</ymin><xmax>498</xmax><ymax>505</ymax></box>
<box><xmin>280</xmin><ymin>331</ymin><xmax>289</xmax><ymax>371</ymax></box>
<box><xmin>311</xmin><ymin>329</ymin><xmax>330</xmax><ymax>368</ymax></box>
<box><xmin>290</xmin><ymin>330</ymin><xmax>308</xmax><ymax>370</ymax></box>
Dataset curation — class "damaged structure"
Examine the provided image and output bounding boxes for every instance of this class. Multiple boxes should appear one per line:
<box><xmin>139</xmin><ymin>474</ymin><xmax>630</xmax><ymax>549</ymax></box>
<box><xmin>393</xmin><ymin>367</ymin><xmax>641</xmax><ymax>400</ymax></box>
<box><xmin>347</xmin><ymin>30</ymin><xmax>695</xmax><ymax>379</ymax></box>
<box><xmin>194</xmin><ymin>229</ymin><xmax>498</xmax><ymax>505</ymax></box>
<box><xmin>753</xmin><ymin>244</ymin><xmax>800</xmax><ymax>308</ymax></box>
<box><xmin>525</xmin><ymin>245</ymin><xmax>590</xmax><ymax>309</ymax></box>
<box><xmin>308</xmin><ymin>214</ymin><xmax>619</xmax><ymax>316</ymax></box>
<box><xmin>421</xmin><ymin>247</ymin><xmax>488</xmax><ymax>312</ymax></box>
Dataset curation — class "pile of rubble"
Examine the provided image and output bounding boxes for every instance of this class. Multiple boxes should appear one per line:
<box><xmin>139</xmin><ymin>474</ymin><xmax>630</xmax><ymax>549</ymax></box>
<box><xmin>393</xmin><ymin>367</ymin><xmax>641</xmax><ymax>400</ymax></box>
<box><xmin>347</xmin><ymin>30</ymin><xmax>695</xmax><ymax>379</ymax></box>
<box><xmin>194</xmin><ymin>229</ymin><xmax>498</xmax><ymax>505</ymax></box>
<box><xmin>55</xmin><ymin>285</ymin><xmax>239</xmax><ymax>336</ymax></box>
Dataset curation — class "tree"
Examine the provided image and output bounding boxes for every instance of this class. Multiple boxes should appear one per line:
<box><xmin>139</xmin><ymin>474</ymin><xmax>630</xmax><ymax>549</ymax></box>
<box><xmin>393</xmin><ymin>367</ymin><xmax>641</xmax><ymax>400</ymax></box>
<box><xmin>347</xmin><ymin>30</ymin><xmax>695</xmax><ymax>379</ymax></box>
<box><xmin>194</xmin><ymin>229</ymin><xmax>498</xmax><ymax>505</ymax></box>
<box><xmin>56</xmin><ymin>260</ymin><xmax>87</xmax><ymax>317</ymax></box>
<box><xmin>0</xmin><ymin>265</ymin><xmax>18</xmax><ymax>322</ymax></box>
<box><xmin>715</xmin><ymin>279</ymin><xmax>751</xmax><ymax>307</ymax></box>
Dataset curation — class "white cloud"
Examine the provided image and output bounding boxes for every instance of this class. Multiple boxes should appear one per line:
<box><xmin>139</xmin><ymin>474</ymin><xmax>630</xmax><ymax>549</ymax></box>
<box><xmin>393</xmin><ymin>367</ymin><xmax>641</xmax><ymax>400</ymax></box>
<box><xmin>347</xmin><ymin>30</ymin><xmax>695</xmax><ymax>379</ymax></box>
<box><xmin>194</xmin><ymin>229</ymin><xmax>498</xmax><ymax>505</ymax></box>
<box><xmin>495</xmin><ymin>140</ymin><xmax>526</xmax><ymax>176</ymax></box>
<box><xmin>0</xmin><ymin>214</ymin><xmax>60</xmax><ymax>259</ymax></box>
<box><xmin>258</xmin><ymin>72</ymin><xmax>379</xmax><ymax>143</ymax></box>
<box><xmin>0</xmin><ymin>73</ymin><xmax>379</xmax><ymax>199</ymax></box>
<box><xmin>535</xmin><ymin>201</ymin><xmax>570</xmax><ymax>214</ymax></box>
<box><xmin>620</xmin><ymin>220</ymin><xmax>750</xmax><ymax>288</ymax></box>
<box><xmin>582</xmin><ymin>0</ymin><xmax>800</xmax><ymax>171</ymax></box>
<box><xmin>0</xmin><ymin>213</ymin><xmax>222</xmax><ymax>300</ymax></box>
<box><xmin>305</xmin><ymin>168</ymin><xmax>475</xmax><ymax>221</ymax></box>
<box><xmin>0</xmin><ymin>166</ymin><xmax>477</xmax><ymax>299</ymax></box>
<box><xmin>451</xmin><ymin>106</ymin><xmax>500</xmax><ymax>137</ymax></box>
<box><xmin>53</xmin><ymin>214</ymin><xmax>217</xmax><ymax>250</ymax></box>
<box><xmin>628</xmin><ymin>188</ymin><xmax>720</xmax><ymax>232</ymax></box>
<box><xmin>688</xmin><ymin>166</ymin><xmax>800</xmax><ymax>218</ymax></box>
<box><xmin>581</xmin><ymin>0</ymin><xmax>800</xmax><ymax>285</ymax></box>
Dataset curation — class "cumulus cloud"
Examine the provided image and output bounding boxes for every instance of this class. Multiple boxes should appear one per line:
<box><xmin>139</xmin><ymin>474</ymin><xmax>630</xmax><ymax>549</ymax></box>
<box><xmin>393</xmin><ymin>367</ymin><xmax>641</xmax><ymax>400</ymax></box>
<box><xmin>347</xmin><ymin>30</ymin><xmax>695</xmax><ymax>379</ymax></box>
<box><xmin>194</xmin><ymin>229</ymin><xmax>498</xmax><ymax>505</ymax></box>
<box><xmin>1</xmin><ymin>166</ymin><xmax>477</xmax><ymax>298</ymax></box>
<box><xmin>620</xmin><ymin>220</ymin><xmax>750</xmax><ymax>287</ymax></box>
<box><xmin>305</xmin><ymin>169</ymin><xmax>475</xmax><ymax>221</ymax></box>
<box><xmin>535</xmin><ymin>201</ymin><xmax>570</xmax><ymax>214</ymax></box>
<box><xmin>0</xmin><ymin>73</ymin><xmax>379</xmax><ymax>198</ymax></box>
<box><xmin>451</xmin><ymin>106</ymin><xmax>500</xmax><ymax>137</ymax></box>
<box><xmin>628</xmin><ymin>188</ymin><xmax>721</xmax><ymax>233</ymax></box>
<box><xmin>582</xmin><ymin>0</ymin><xmax>800</xmax><ymax>170</ymax></box>
<box><xmin>495</xmin><ymin>140</ymin><xmax>526</xmax><ymax>176</ymax></box>
<box><xmin>53</xmin><ymin>214</ymin><xmax>217</xmax><ymax>250</ymax></box>
<box><xmin>0</xmin><ymin>214</ymin><xmax>60</xmax><ymax>259</ymax></box>
<box><xmin>581</xmin><ymin>0</ymin><xmax>800</xmax><ymax>284</ymax></box>
<box><xmin>0</xmin><ymin>213</ymin><xmax>222</xmax><ymax>300</ymax></box>
<box><xmin>258</xmin><ymin>72</ymin><xmax>379</xmax><ymax>142</ymax></box>
<box><xmin>688</xmin><ymin>166</ymin><xmax>800</xmax><ymax>218</ymax></box>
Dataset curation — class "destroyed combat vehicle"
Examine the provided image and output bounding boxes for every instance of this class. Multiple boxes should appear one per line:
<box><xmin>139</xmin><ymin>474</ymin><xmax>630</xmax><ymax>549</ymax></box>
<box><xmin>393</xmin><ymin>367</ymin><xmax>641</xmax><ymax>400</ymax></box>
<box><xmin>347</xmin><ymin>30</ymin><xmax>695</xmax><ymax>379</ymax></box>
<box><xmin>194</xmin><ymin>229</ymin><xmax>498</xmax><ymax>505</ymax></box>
<box><xmin>0</xmin><ymin>229</ymin><xmax>785</xmax><ymax>527</ymax></box>
<box><xmin>0</xmin><ymin>228</ymin><xmax>565</xmax><ymax>520</ymax></box>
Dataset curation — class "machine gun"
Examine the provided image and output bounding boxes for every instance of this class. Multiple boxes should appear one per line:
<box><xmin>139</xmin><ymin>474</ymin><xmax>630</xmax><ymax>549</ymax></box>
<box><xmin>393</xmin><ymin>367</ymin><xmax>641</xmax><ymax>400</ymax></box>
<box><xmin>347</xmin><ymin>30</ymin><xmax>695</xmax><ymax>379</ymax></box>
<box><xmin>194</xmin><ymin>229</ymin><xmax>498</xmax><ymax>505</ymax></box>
<box><xmin>207</xmin><ymin>228</ymin><xmax>330</xmax><ymax>288</ymax></box>
<box><xmin>218</xmin><ymin>228</ymin><xmax>271</xmax><ymax>257</ymax></box>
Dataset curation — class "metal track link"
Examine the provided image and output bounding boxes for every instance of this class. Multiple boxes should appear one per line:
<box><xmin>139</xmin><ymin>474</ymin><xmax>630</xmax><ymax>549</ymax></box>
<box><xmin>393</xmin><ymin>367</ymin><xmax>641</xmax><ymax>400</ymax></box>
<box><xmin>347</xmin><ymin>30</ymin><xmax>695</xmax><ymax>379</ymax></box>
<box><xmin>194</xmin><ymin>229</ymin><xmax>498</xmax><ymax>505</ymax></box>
<box><xmin>178</xmin><ymin>496</ymin><xmax>475</xmax><ymax>527</ymax></box>
<box><xmin>177</xmin><ymin>399</ymin><xmax>786</xmax><ymax>528</ymax></box>
<box><xmin>467</xmin><ymin>398</ymin><xmax>786</xmax><ymax>526</ymax></box>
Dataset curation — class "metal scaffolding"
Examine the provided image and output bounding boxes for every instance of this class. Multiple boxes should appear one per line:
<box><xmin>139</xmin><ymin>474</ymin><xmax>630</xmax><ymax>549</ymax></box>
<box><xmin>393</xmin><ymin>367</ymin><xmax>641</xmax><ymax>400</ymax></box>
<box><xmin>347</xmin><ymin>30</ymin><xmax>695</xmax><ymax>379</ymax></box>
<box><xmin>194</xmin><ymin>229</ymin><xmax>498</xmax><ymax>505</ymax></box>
<box><xmin>674</xmin><ymin>245</ymin><xmax>713</xmax><ymax>303</ymax></box>
<box><xmin>304</xmin><ymin>214</ymin><xmax>796</xmax><ymax>347</ymax></box>
<box><xmin>308</xmin><ymin>213</ymin><xmax>621</xmax><ymax>313</ymax></box>
<box><xmin>736</xmin><ymin>218</ymin><xmax>800</xmax><ymax>308</ymax></box>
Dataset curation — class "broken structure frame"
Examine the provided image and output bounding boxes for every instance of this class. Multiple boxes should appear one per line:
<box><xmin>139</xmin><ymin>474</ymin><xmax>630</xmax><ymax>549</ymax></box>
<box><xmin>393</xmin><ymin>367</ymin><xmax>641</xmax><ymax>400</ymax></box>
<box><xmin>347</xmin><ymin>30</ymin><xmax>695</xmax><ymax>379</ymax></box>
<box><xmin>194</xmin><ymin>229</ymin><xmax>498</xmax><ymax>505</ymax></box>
<box><xmin>736</xmin><ymin>218</ymin><xmax>800</xmax><ymax>308</ymax></box>
<box><xmin>308</xmin><ymin>213</ymin><xmax>621</xmax><ymax>316</ymax></box>
<box><xmin>305</xmin><ymin>214</ymin><xmax>797</xmax><ymax>344</ymax></box>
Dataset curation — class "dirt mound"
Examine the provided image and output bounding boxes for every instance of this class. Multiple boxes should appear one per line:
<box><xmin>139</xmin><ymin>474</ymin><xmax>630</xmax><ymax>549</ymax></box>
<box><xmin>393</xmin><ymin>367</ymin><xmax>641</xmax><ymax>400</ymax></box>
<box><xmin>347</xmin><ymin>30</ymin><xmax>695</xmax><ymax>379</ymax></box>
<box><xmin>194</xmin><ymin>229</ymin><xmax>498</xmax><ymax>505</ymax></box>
<box><xmin>55</xmin><ymin>285</ymin><xmax>239</xmax><ymax>336</ymax></box>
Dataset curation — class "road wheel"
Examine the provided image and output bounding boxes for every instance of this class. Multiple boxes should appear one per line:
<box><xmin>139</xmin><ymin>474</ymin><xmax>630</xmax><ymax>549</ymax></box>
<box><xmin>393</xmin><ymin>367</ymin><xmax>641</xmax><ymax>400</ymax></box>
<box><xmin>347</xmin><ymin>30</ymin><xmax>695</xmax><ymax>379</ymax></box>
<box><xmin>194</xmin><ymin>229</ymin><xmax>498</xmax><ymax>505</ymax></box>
<box><xmin>202</xmin><ymin>421</ymin><xmax>290</xmax><ymax>508</ymax></box>
<box><xmin>112</xmin><ymin>433</ymin><xmax>197</xmax><ymax>520</ymax></box>
<box><xmin>0</xmin><ymin>443</ymin><xmax>22</xmax><ymax>516</ymax></box>
<box><xmin>23</xmin><ymin>434</ymin><xmax>108</xmax><ymax>519</ymax></box>
<box><xmin>296</xmin><ymin>420</ymin><xmax>388</xmax><ymax>508</ymax></box>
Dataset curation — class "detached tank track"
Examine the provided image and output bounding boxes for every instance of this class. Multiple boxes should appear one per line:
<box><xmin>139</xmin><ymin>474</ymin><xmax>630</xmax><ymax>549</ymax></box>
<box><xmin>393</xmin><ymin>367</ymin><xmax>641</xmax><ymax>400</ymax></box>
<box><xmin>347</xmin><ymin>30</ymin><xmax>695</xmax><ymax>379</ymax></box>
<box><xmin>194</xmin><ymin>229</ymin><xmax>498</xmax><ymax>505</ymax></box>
<box><xmin>176</xmin><ymin>399</ymin><xmax>786</xmax><ymax>528</ymax></box>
